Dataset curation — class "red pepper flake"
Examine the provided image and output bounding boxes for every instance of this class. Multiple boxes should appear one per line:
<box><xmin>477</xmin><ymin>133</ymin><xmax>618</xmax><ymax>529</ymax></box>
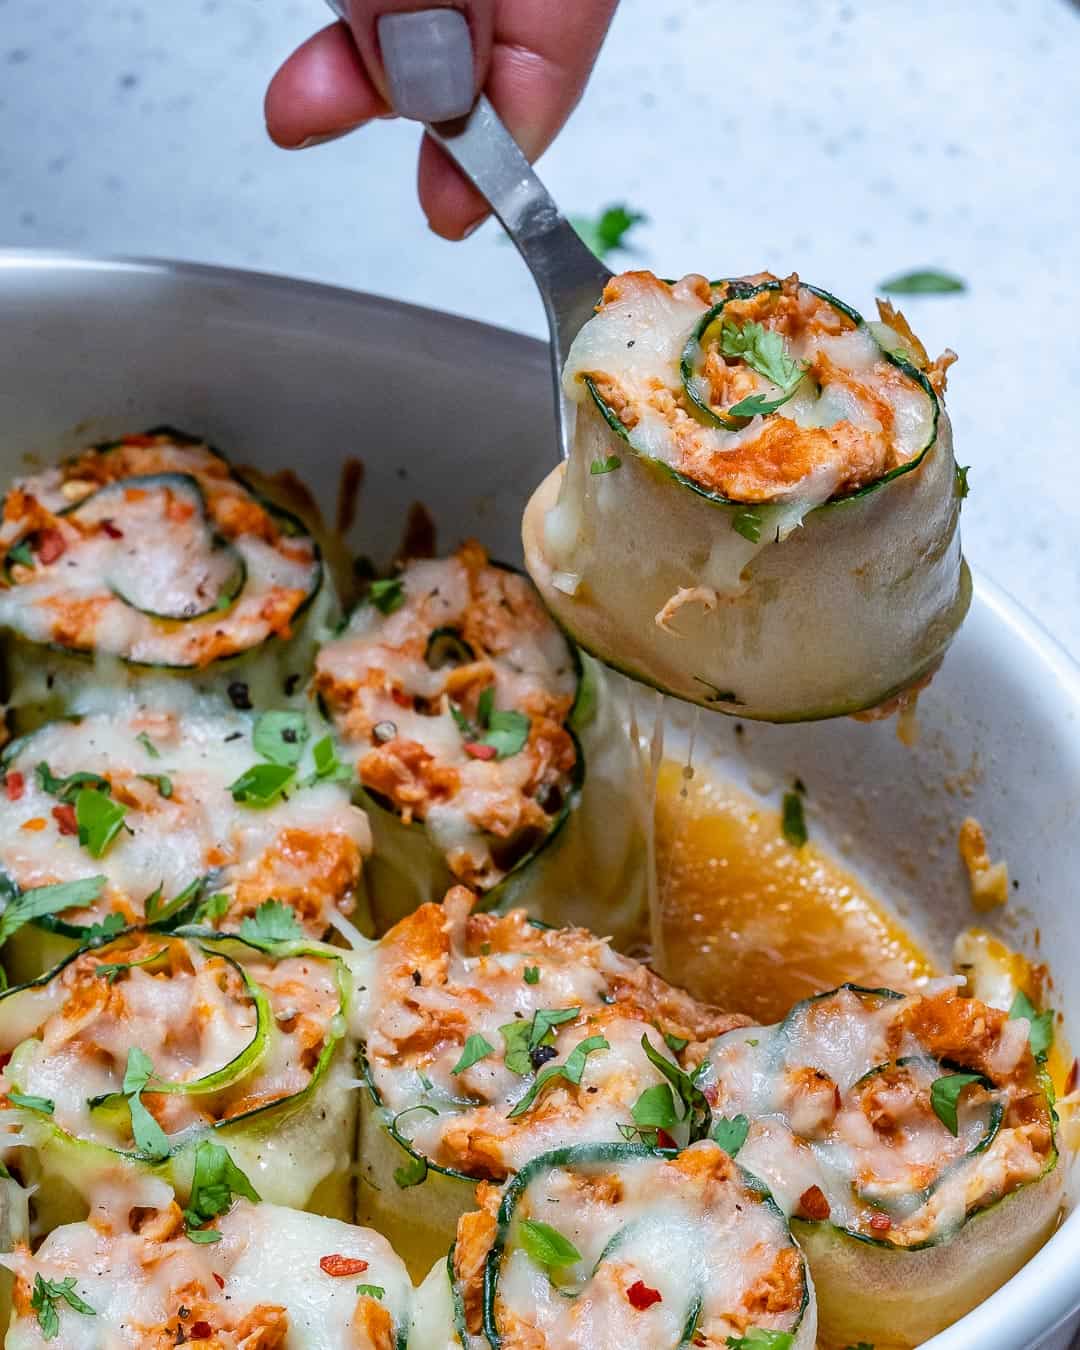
<box><xmin>464</xmin><ymin>741</ymin><xmax>497</xmax><ymax>761</ymax></box>
<box><xmin>319</xmin><ymin>1254</ymin><xmax>369</xmax><ymax>1277</ymax></box>
<box><xmin>5</xmin><ymin>772</ymin><xmax>24</xmax><ymax>802</ymax></box>
<box><xmin>52</xmin><ymin>803</ymin><xmax>78</xmax><ymax>836</ymax></box>
<box><xmin>211</xmin><ymin>1272</ymin><xmax>225</xmax><ymax>1290</ymax></box>
<box><xmin>390</xmin><ymin>688</ymin><xmax>412</xmax><ymax>709</ymax></box>
<box><xmin>796</xmin><ymin>1185</ymin><xmax>831</xmax><ymax>1221</ymax></box>
<box><xmin>869</xmin><ymin>1212</ymin><xmax>892</xmax><ymax>1233</ymax></box>
<box><xmin>655</xmin><ymin>1128</ymin><xmax>678</xmax><ymax>1150</ymax></box>
<box><xmin>1067</xmin><ymin>1059</ymin><xmax>1079</xmax><ymax>1097</ymax></box>
<box><xmin>35</xmin><ymin>528</ymin><xmax>66</xmax><ymax>565</ymax></box>
<box><xmin>188</xmin><ymin>1323</ymin><xmax>213</xmax><ymax>1340</ymax></box>
<box><xmin>100</xmin><ymin>519</ymin><xmax>124</xmax><ymax>539</ymax></box>
<box><xmin>626</xmin><ymin>1280</ymin><xmax>663</xmax><ymax>1311</ymax></box>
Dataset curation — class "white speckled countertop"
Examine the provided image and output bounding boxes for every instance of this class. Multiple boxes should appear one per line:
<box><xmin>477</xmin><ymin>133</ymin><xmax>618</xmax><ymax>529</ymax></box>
<box><xmin>1</xmin><ymin>0</ymin><xmax>1077</xmax><ymax>659</ymax></box>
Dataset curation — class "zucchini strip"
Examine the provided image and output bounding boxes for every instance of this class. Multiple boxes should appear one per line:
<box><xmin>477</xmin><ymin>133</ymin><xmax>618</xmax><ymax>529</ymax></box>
<box><xmin>3</xmin><ymin>1194</ymin><xmax>413</xmax><ymax>1349</ymax></box>
<box><xmin>697</xmin><ymin>983</ymin><xmax>1062</xmax><ymax>1347</ymax></box>
<box><xmin>523</xmin><ymin>270</ymin><xmax>970</xmax><ymax>721</ymax></box>
<box><xmin>0</xmin><ymin>428</ymin><xmax>334</xmax><ymax>723</ymax></box>
<box><xmin>315</xmin><ymin>543</ymin><xmax>646</xmax><ymax>946</ymax></box>
<box><xmin>353</xmin><ymin>887</ymin><xmax>746</xmax><ymax>1277</ymax></box>
<box><xmin>0</xmin><ymin>932</ymin><xmax>359</xmax><ymax>1226</ymax></box>
<box><xmin>0</xmin><ymin>704</ymin><xmax>371</xmax><ymax>983</ymax></box>
<box><xmin>410</xmin><ymin>1141</ymin><xmax>815</xmax><ymax>1350</ymax></box>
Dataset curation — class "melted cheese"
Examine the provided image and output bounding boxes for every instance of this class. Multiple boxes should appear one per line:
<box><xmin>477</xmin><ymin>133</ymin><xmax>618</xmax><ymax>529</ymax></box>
<box><xmin>2</xmin><ymin>1199</ymin><xmax>411</xmax><ymax>1348</ymax></box>
<box><xmin>0</xmin><ymin>936</ymin><xmax>344</xmax><ymax>1154</ymax></box>
<box><xmin>699</xmin><ymin>986</ymin><xmax>1055</xmax><ymax>1246</ymax></box>
<box><xmin>470</xmin><ymin>1143</ymin><xmax>810</xmax><ymax>1349</ymax></box>
<box><xmin>315</xmin><ymin>545</ymin><xmax>578</xmax><ymax>892</ymax></box>
<box><xmin>0</xmin><ymin>703</ymin><xmax>370</xmax><ymax>937</ymax></box>
<box><xmin>0</xmin><ymin>433</ymin><xmax>321</xmax><ymax>667</ymax></box>
<box><xmin>360</xmin><ymin>890</ymin><xmax>741</xmax><ymax>1177</ymax></box>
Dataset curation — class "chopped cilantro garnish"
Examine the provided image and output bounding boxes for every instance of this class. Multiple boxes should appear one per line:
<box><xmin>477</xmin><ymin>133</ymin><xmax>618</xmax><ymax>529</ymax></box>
<box><xmin>136</xmin><ymin>731</ymin><xmax>161</xmax><ymax>758</ymax></box>
<box><xmin>781</xmin><ymin>790</ymin><xmax>808</xmax><ymax>848</ymax></box>
<box><xmin>711</xmin><ymin>1114</ymin><xmax>750</xmax><ymax>1157</ymax></box>
<box><xmin>75</xmin><ymin>787</ymin><xmax>128</xmax><ymax>858</ymax></box>
<box><xmin>663</xmin><ymin>1032</ymin><xmax>688</xmax><ymax>1054</ymax></box>
<box><xmin>138</xmin><ymin>773</ymin><xmax>172</xmax><ymax>798</ymax></box>
<box><xmin>31</xmin><ymin>1273</ymin><xmax>96</xmax><ymax>1339</ymax></box>
<box><xmin>182</xmin><ymin>1139</ymin><xmax>260</xmax><ymax>1242</ymax></box>
<box><xmin>253</xmin><ymin>710</ymin><xmax>310</xmax><ymax>767</ymax></box>
<box><xmin>631</xmin><ymin>1082</ymin><xmax>678</xmax><ymax>1130</ymax></box>
<box><xmin>0</xmin><ymin>875</ymin><xmax>106</xmax><ymax>947</ymax></box>
<box><xmin>7</xmin><ymin>540</ymin><xmax>34</xmax><ymax>569</ymax></box>
<box><xmin>238</xmin><ymin>898</ymin><xmax>302</xmax><ymax>946</ymax></box>
<box><xmin>195</xmin><ymin>892</ymin><xmax>231</xmax><ymax>924</ymax></box>
<box><xmin>356</xmin><ymin>1284</ymin><xmax>385</xmax><ymax>1299</ymax></box>
<box><xmin>732</xmin><ymin>507</ymin><xmax>763</xmax><ymax>543</ymax></box>
<box><xmin>523</xmin><ymin>966</ymin><xmax>540</xmax><ymax>985</ymax></box>
<box><xmin>95</xmin><ymin>946</ymin><xmax>168</xmax><ymax>985</ymax></box>
<box><xmin>930</xmin><ymin>1071</ymin><xmax>990</xmax><ymax>1136</ymax></box>
<box><xmin>84</xmin><ymin>911</ymin><xmax>127</xmax><ymax>944</ymax></box>
<box><xmin>529</xmin><ymin>1006</ymin><xmax>580</xmax><ymax>1050</ymax></box>
<box><xmin>720</xmin><ymin>320</ymin><xmax>806</xmax><ymax>393</ymax></box>
<box><xmin>879</xmin><ymin>269</ymin><xmax>966</xmax><ymax>295</ymax></box>
<box><xmin>955</xmin><ymin>463</ymin><xmax>971</xmax><ymax>500</ymax></box>
<box><xmin>7</xmin><ymin>1092</ymin><xmax>54</xmax><ymax>1114</ymax></box>
<box><xmin>35</xmin><ymin>763</ymin><xmax>110</xmax><ymax>803</ymax></box>
<box><xmin>639</xmin><ymin>1034</ymin><xmax>710</xmax><ymax>1139</ymax></box>
<box><xmin>590</xmin><ymin>455</ymin><xmax>622</xmax><ymax>475</ymax></box>
<box><xmin>120</xmin><ymin>1047</ymin><xmax>171</xmax><ymax>1161</ymax></box>
<box><xmin>482</xmin><ymin>709</ymin><xmax>530</xmax><ymax>760</ymax></box>
<box><xmin>228</xmin><ymin>762</ymin><xmax>295</xmax><ymax>806</ymax></box>
<box><xmin>369</xmin><ymin>577</ymin><xmax>405</xmax><ymax>615</ymax></box>
<box><xmin>726</xmin><ymin>389</ymin><xmax>798</xmax><ymax>419</ymax></box>
<box><xmin>451</xmin><ymin>1033</ymin><xmax>495</xmax><ymax>1076</ymax></box>
<box><xmin>305</xmin><ymin>734</ymin><xmax>351</xmax><ymax>786</ymax></box>
<box><xmin>571</xmin><ymin>204</ymin><xmax>646</xmax><ymax>259</ymax></box>
<box><xmin>1009</xmin><ymin>990</ymin><xmax>1054</xmax><ymax>1064</ymax></box>
<box><xmin>393</xmin><ymin>1152</ymin><xmax>428</xmax><ymax>1188</ymax></box>
<box><xmin>507</xmin><ymin>1035</ymin><xmax>609</xmax><ymax>1118</ymax></box>
<box><xmin>725</xmin><ymin>1331</ymin><xmax>794</xmax><ymax>1349</ymax></box>
<box><xmin>500</xmin><ymin>1020</ymin><xmax>534</xmax><ymax>1077</ymax></box>
<box><xmin>518</xmin><ymin>1218</ymin><xmax>582</xmax><ymax>1270</ymax></box>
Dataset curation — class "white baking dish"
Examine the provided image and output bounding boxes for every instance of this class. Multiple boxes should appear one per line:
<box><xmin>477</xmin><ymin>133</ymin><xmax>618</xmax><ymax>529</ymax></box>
<box><xmin>0</xmin><ymin>250</ymin><xmax>1076</xmax><ymax>1349</ymax></box>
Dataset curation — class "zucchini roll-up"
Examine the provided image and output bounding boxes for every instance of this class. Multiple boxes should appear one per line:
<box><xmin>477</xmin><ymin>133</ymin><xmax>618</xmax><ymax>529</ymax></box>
<box><xmin>0</xmin><ymin>704</ymin><xmax>370</xmax><ymax>983</ymax></box>
<box><xmin>4</xmin><ymin>1188</ymin><xmax>412</xmax><ymax>1348</ymax></box>
<box><xmin>0</xmin><ymin>429</ymin><xmax>330</xmax><ymax>720</ymax></box>
<box><xmin>410</xmin><ymin>1141</ymin><xmax>815</xmax><ymax>1350</ymax></box>
<box><xmin>523</xmin><ymin>272</ymin><xmax>970</xmax><ymax>721</ymax></box>
<box><xmin>696</xmin><ymin>983</ymin><xmax>1062</xmax><ymax>1347</ymax></box>
<box><xmin>0</xmin><ymin>932</ymin><xmax>358</xmax><ymax>1232</ymax></box>
<box><xmin>352</xmin><ymin>888</ymin><xmax>745</xmax><ymax>1274</ymax></box>
<box><xmin>315</xmin><ymin>542</ymin><xmax>645</xmax><ymax>943</ymax></box>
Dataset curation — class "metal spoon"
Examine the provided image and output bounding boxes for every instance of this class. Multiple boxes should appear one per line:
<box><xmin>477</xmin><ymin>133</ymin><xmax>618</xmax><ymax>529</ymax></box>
<box><xmin>323</xmin><ymin>3</ymin><xmax>611</xmax><ymax>460</ymax></box>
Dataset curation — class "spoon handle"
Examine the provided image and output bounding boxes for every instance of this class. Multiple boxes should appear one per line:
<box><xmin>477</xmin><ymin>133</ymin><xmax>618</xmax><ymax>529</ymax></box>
<box><xmin>327</xmin><ymin>4</ymin><xmax>612</xmax><ymax>458</ymax></box>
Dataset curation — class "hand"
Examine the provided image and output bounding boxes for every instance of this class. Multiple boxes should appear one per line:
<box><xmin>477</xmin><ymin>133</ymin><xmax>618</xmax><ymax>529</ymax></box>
<box><xmin>264</xmin><ymin>0</ymin><xmax>619</xmax><ymax>241</ymax></box>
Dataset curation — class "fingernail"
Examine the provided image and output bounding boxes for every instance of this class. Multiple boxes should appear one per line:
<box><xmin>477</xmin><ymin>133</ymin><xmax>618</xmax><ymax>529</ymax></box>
<box><xmin>290</xmin><ymin>121</ymin><xmax>369</xmax><ymax>150</ymax></box>
<box><xmin>460</xmin><ymin>216</ymin><xmax>486</xmax><ymax>239</ymax></box>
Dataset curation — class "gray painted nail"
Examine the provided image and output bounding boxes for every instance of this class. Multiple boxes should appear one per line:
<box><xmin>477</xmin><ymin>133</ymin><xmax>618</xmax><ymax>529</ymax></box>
<box><xmin>377</xmin><ymin>9</ymin><xmax>474</xmax><ymax>123</ymax></box>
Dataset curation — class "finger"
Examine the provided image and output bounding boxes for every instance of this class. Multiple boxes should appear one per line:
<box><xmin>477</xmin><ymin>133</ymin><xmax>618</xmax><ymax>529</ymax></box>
<box><xmin>341</xmin><ymin>0</ymin><xmax>495</xmax><ymax>107</ymax></box>
<box><xmin>418</xmin><ymin>0</ymin><xmax>620</xmax><ymax>239</ymax></box>
<box><xmin>264</xmin><ymin>22</ymin><xmax>391</xmax><ymax>148</ymax></box>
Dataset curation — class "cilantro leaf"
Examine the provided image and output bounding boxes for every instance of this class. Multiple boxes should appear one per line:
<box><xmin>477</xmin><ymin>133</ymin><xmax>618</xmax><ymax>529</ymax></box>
<box><xmin>663</xmin><ymin>1032</ymin><xmax>688</xmax><ymax>1054</ymax></box>
<box><xmin>122</xmin><ymin>1046</ymin><xmax>155</xmax><ymax>1096</ymax></box>
<box><xmin>500</xmin><ymin>1020</ymin><xmax>534</xmax><ymax>1077</ymax></box>
<box><xmin>95</xmin><ymin>946</ymin><xmax>168</xmax><ymax>985</ymax></box>
<box><xmin>228</xmin><ymin>762</ymin><xmax>295</xmax><ymax>807</ymax></box>
<box><xmin>120</xmin><ymin>1048</ymin><xmax>170</xmax><ymax>1161</ymax></box>
<box><xmin>31</xmin><ymin>1273</ymin><xmax>96</xmax><ymax>1339</ymax></box>
<box><xmin>477</xmin><ymin>686</ymin><xmax>495</xmax><ymax>728</ymax></box>
<box><xmin>639</xmin><ymin>1034</ymin><xmax>710</xmax><ymax>1139</ymax></box>
<box><xmin>570</xmin><ymin>204</ymin><xmax>647</xmax><ymax>259</ymax></box>
<box><xmin>138</xmin><ymin>773</ymin><xmax>172</xmax><ymax>798</ymax></box>
<box><xmin>720</xmin><ymin>320</ymin><xmax>806</xmax><ymax>393</ymax></box>
<box><xmin>35</xmin><ymin>763</ymin><xmax>111</xmax><ymax>803</ymax></box>
<box><xmin>930</xmin><ymin>1071</ymin><xmax>989</xmax><ymax>1136</ymax></box>
<box><xmin>0</xmin><ymin>875</ymin><xmax>106</xmax><ymax>946</ymax></box>
<box><xmin>529</xmin><ymin>1007</ymin><xmax>580</xmax><ymax>1050</ymax></box>
<box><xmin>955</xmin><ymin>464</ymin><xmax>971</xmax><ymax>500</ymax></box>
<box><xmin>481</xmin><ymin>709</ymin><xmax>530</xmax><ymax>760</ymax></box>
<box><xmin>590</xmin><ymin>455</ymin><xmax>622</xmax><ymax>475</ymax></box>
<box><xmin>631</xmin><ymin>1082</ymin><xmax>678</xmax><ymax>1130</ymax></box>
<box><xmin>523</xmin><ymin>966</ymin><xmax>540</xmax><ymax>985</ymax></box>
<box><xmin>731</xmin><ymin>508</ymin><xmax>763</xmax><ymax>544</ymax></box>
<box><xmin>451</xmin><ymin>1033</ymin><xmax>494</xmax><ymax>1076</ymax></box>
<box><xmin>726</xmin><ymin>389</ymin><xmax>798</xmax><ymax>419</ymax></box>
<box><xmin>7</xmin><ymin>1092</ymin><xmax>54</xmax><ymax>1114</ymax></box>
<box><xmin>369</xmin><ymin>577</ymin><xmax>405</xmax><ymax>615</ymax></box>
<box><xmin>725</xmin><ymin>1331</ymin><xmax>794</xmax><ymax>1349</ymax></box>
<box><xmin>305</xmin><ymin>735</ymin><xmax>352</xmax><ymax>786</ymax></box>
<box><xmin>781</xmin><ymin>791</ymin><xmax>808</xmax><ymax>848</ymax></box>
<box><xmin>136</xmin><ymin>731</ymin><xmax>161</xmax><ymax>758</ymax></box>
<box><xmin>880</xmin><ymin>269</ymin><xmax>966</xmax><ymax>295</ymax></box>
<box><xmin>519</xmin><ymin>1218</ymin><xmax>582</xmax><ymax>1270</ymax></box>
<box><xmin>711</xmin><ymin>1114</ymin><xmax>750</xmax><ymax>1157</ymax></box>
<box><xmin>183</xmin><ymin>1139</ymin><xmax>260</xmax><ymax>1241</ymax></box>
<box><xmin>7</xmin><ymin>539</ymin><xmax>33</xmax><ymax>569</ymax></box>
<box><xmin>84</xmin><ymin>911</ymin><xmax>127</xmax><ymax>944</ymax></box>
<box><xmin>75</xmin><ymin>788</ymin><xmax>128</xmax><ymax>859</ymax></box>
<box><xmin>237</xmin><ymin>898</ymin><xmax>303</xmax><ymax>946</ymax></box>
<box><xmin>253</xmin><ymin>710</ymin><xmax>310</xmax><ymax>767</ymax></box>
<box><xmin>507</xmin><ymin>1035</ymin><xmax>609</xmax><ymax>1118</ymax></box>
<box><xmin>1009</xmin><ymin>991</ymin><xmax>1054</xmax><ymax>1064</ymax></box>
<box><xmin>393</xmin><ymin>1151</ymin><xmax>428</xmax><ymax>1188</ymax></box>
<box><xmin>194</xmin><ymin>892</ymin><xmax>231</xmax><ymax>924</ymax></box>
<box><xmin>356</xmin><ymin>1284</ymin><xmax>385</xmax><ymax>1299</ymax></box>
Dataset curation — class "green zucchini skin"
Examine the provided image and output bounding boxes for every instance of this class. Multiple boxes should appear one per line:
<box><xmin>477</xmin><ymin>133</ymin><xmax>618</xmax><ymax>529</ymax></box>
<box><xmin>322</xmin><ymin>555</ymin><xmax>646</xmax><ymax>950</ymax></box>
<box><xmin>0</xmin><ymin>933</ymin><xmax>358</xmax><ymax>1229</ymax></box>
<box><xmin>700</xmin><ymin>983</ymin><xmax>1063</xmax><ymax>1348</ymax></box>
<box><xmin>523</xmin><ymin>275</ymin><xmax>969</xmax><ymax>722</ymax></box>
<box><xmin>0</xmin><ymin>429</ymin><xmax>336</xmax><ymax>727</ymax></box>
<box><xmin>411</xmin><ymin>1142</ymin><xmax>815</xmax><ymax>1350</ymax></box>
